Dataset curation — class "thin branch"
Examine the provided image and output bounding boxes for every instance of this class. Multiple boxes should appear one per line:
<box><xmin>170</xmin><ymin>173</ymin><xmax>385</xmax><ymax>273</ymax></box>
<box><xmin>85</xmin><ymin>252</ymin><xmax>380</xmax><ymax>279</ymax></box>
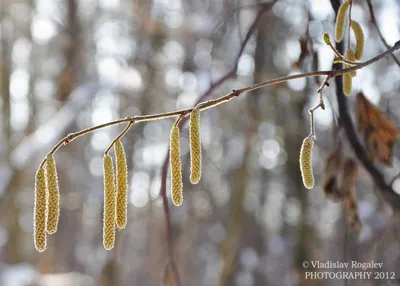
<box><xmin>366</xmin><ymin>0</ymin><xmax>400</xmax><ymax>67</ymax></box>
<box><xmin>308</xmin><ymin>76</ymin><xmax>330</xmax><ymax>139</ymax></box>
<box><xmin>38</xmin><ymin>40</ymin><xmax>400</xmax><ymax>169</ymax></box>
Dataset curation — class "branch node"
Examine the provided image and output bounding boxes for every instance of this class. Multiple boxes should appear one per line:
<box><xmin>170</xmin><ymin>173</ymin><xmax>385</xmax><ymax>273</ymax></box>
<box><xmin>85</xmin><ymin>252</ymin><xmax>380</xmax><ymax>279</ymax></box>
<box><xmin>232</xmin><ymin>89</ymin><xmax>240</xmax><ymax>97</ymax></box>
<box><xmin>64</xmin><ymin>134</ymin><xmax>75</xmax><ymax>145</ymax></box>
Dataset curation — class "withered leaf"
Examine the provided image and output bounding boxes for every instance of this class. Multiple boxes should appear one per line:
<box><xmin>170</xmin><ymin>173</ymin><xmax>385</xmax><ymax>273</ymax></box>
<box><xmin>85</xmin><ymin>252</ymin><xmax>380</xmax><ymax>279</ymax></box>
<box><xmin>322</xmin><ymin>148</ymin><xmax>342</xmax><ymax>199</ymax></box>
<box><xmin>356</xmin><ymin>92</ymin><xmax>399</xmax><ymax>166</ymax></box>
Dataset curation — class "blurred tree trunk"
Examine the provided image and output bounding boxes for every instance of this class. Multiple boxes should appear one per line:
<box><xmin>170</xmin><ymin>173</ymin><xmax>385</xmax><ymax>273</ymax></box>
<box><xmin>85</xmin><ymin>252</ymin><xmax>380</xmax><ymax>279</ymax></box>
<box><xmin>57</xmin><ymin>0</ymin><xmax>81</xmax><ymax>102</ymax></box>
<box><xmin>218</xmin><ymin>138</ymin><xmax>251</xmax><ymax>286</ymax></box>
<box><xmin>1</xmin><ymin>2</ymin><xmax>11</xmax><ymax>157</ymax></box>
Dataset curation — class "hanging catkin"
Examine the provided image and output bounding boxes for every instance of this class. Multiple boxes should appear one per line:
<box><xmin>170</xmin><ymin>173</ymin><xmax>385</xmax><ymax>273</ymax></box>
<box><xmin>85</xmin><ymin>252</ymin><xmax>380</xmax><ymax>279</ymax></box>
<box><xmin>114</xmin><ymin>139</ymin><xmax>128</xmax><ymax>229</ymax></box>
<box><xmin>299</xmin><ymin>137</ymin><xmax>314</xmax><ymax>189</ymax></box>
<box><xmin>170</xmin><ymin>124</ymin><xmax>183</xmax><ymax>206</ymax></box>
<box><xmin>343</xmin><ymin>49</ymin><xmax>354</xmax><ymax>95</ymax></box>
<box><xmin>45</xmin><ymin>154</ymin><xmax>60</xmax><ymax>234</ymax></box>
<box><xmin>335</xmin><ymin>0</ymin><xmax>351</xmax><ymax>42</ymax></box>
<box><xmin>103</xmin><ymin>154</ymin><xmax>116</xmax><ymax>250</ymax></box>
<box><xmin>343</xmin><ymin>73</ymin><xmax>352</xmax><ymax>96</ymax></box>
<box><xmin>350</xmin><ymin>20</ymin><xmax>364</xmax><ymax>60</ymax></box>
<box><xmin>189</xmin><ymin>106</ymin><xmax>202</xmax><ymax>184</ymax></box>
<box><xmin>34</xmin><ymin>168</ymin><xmax>47</xmax><ymax>252</ymax></box>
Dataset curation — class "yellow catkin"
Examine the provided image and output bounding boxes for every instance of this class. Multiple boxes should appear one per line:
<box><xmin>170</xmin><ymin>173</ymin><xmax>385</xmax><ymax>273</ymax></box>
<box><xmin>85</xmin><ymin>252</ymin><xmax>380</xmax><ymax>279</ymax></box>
<box><xmin>45</xmin><ymin>154</ymin><xmax>60</xmax><ymax>234</ymax></box>
<box><xmin>189</xmin><ymin>106</ymin><xmax>202</xmax><ymax>184</ymax></box>
<box><xmin>114</xmin><ymin>139</ymin><xmax>128</xmax><ymax>229</ymax></box>
<box><xmin>344</xmin><ymin>49</ymin><xmax>357</xmax><ymax>77</ymax></box>
<box><xmin>103</xmin><ymin>154</ymin><xmax>116</xmax><ymax>250</ymax></box>
<box><xmin>335</xmin><ymin>0</ymin><xmax>351</xmax><ymax>42</ymax></box>
<box><xmin>343</xmin><ymin>73</ymin><xmax>352</xmax><ymax>96</ymax></box>
<box><xmin>299</xmin><ymin>137</ymin><xmax>314</xmax><ymax>189</ymax></box>
<box><xmin>170</xmin><ymin>125</ymin><xmax>183</xmax><ymax>206</ymax></box>
<box><xmin>34</xmin><ymin>168</ymin><xmax>47</xmax><ymax>252</ymax></box>
<box><xmin>350</xmin><ymin>20</ymin><xmax>364</xmax><ymax>60</ymax></box>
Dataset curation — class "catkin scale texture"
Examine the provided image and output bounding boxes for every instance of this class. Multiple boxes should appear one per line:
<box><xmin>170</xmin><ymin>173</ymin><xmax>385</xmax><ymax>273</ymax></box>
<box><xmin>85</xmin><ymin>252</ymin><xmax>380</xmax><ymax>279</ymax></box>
<box><xmin>350</xmin><ymin>20</ymin><xmax>364</xmax><ymax>60</ymax></box>
<box><xmin>34</xmin><ymin>168</ymin><xmax>47</xmax><ymax>252</ymax></box>
<box><xmin>189</xmin><ymin>107</ymin><xmax>202</xmax><ymax>184</ymax></box>
<box><xmin>103</xmin><ymin>155</ymin><xmax>116</xmax><ymax>250</ymax></box>
<box><xmin>45</xmin><ymin>154</ymin><xmax>60</xmax><ymax>234</ymax></box>
<box><xmin>335</xmin><ymin>0</ymin><xmax>350</xmax><ymax>42</ymax></box>
<box><xmin>170</xmin><ymin>125</ymin><xmax>183</xmax><ymax>206</ymax></box>
<box><xmin>114</xmin><ymin>139</ymin><xmax>128</xmax><ymax>229</ymax></box>
<box><xmin>300</xmin><ymin>137</ymin><xmax>314</xmax><ymax>189</ymax></box>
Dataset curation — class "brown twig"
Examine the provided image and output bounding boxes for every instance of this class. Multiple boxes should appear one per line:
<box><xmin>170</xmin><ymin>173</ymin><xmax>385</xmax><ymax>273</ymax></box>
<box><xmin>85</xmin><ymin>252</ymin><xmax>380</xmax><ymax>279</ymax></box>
<box><xmin>327</xmin><ymin>41</ymin><xmax>358</xmax><ymax>65</ymax></box>
<box><xmin>38</xmin><ymin>40</ymin><xmax>400</xmax><ymax>169</ymax></box>
<box><xmin>308</xmin><ymin>76</ymin><xmax>331</xmax><ymax>139</ymax></box>
<box><xmin>366</xmin><ymin>0</ymin><xmax>400</xmax><ymax>67</ymax></box>
<box><xmin>104</xmin><ymin>121</ymin><xmax>133</xmax><ymax>154</ymax></box>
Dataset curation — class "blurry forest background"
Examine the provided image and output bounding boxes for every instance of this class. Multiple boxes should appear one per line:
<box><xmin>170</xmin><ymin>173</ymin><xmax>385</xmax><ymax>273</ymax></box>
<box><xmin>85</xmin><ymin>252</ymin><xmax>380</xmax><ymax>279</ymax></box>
<box><xmin>0</xmin><ymin>0</ymin><xmax>400</xmax><ymax>285</ymax></box>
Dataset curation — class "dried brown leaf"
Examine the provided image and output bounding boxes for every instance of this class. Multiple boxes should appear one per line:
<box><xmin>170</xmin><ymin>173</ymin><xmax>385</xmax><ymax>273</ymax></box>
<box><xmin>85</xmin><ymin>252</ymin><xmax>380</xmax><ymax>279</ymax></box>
<box><xmin>356</xmin><ymin>92</ymin><xmax>399</xmax><ymax>166</ymax></box>
<box><xmin>323</xmin><ymin>148</ymin><xmax>343</xmax><ymax>199</ymax></box>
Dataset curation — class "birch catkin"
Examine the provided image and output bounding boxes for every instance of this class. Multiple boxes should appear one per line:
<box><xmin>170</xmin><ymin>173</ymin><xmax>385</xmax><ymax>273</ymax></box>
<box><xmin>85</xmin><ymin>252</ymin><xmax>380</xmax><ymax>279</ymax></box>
<box><xmin>103</xmin><ymin>154</ymin><xmax>116</xmax><ymax>250</ymax></box>
<box><xmin>299</xmin><ymin>137</ymin><xmax>314</xmax><ymax>189</ymax></box>
<box><xmin>335</xmin><ymin>0</ymin><xmax>351</xmax><ymax>42</ymax></box>
<box><xmin>170</xmin><ymin>125</ymin><xmax>183</xmax><ymax>206</ymax></box>
<box><xmin>189</xmin><ymin>106</ymin><xmax>202</xmax><ymax>184</ymax></box>
<box><xmin>34</xmin><ymin>168</ymin><xmax>47</xmax><ymax>252</ymax></box>
<box><xmin>45</xmin><ymin>154</ymin><xmax>60</xmax><ymax>234</ymax></box>
<box><xmin>350</xmin><ymin>20</ymin><xmax>364</xmax><ymax>60</ymax></box>
<box><xmin>114</xmin><ymin>139</ymin><xmax>128</xmax><ymax>229</ymax></box>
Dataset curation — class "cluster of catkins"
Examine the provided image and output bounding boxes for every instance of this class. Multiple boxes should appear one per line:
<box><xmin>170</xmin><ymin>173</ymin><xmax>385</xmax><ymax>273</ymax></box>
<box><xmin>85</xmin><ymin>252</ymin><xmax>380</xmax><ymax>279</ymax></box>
<box><xmin>33</xmin><ymin>154</ymin><xmax>60</xmax><ymax>252</ymax></box>
<box><xmin>170</xmin><ymin>106</ymin><xmax>202</xmax><ymax>206</ymax></box>
<box><xmin>33</xmin><ymin>138</ymin><xmax>129</xmax><ymax>252</ymax></box>
<box><xmin>326</xmin><ymin>0</ymin><xmax>365</xmax><ymax>96</ymax></box>
<box><xmin>102</xmin><ymin>139</ymin><xmax>129</xmax><ymax>250</ymax></box>
<box><xmin>34</xmin><ymin>106</ymin><xmax>202</xmax><ymax>251</ymax></box>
